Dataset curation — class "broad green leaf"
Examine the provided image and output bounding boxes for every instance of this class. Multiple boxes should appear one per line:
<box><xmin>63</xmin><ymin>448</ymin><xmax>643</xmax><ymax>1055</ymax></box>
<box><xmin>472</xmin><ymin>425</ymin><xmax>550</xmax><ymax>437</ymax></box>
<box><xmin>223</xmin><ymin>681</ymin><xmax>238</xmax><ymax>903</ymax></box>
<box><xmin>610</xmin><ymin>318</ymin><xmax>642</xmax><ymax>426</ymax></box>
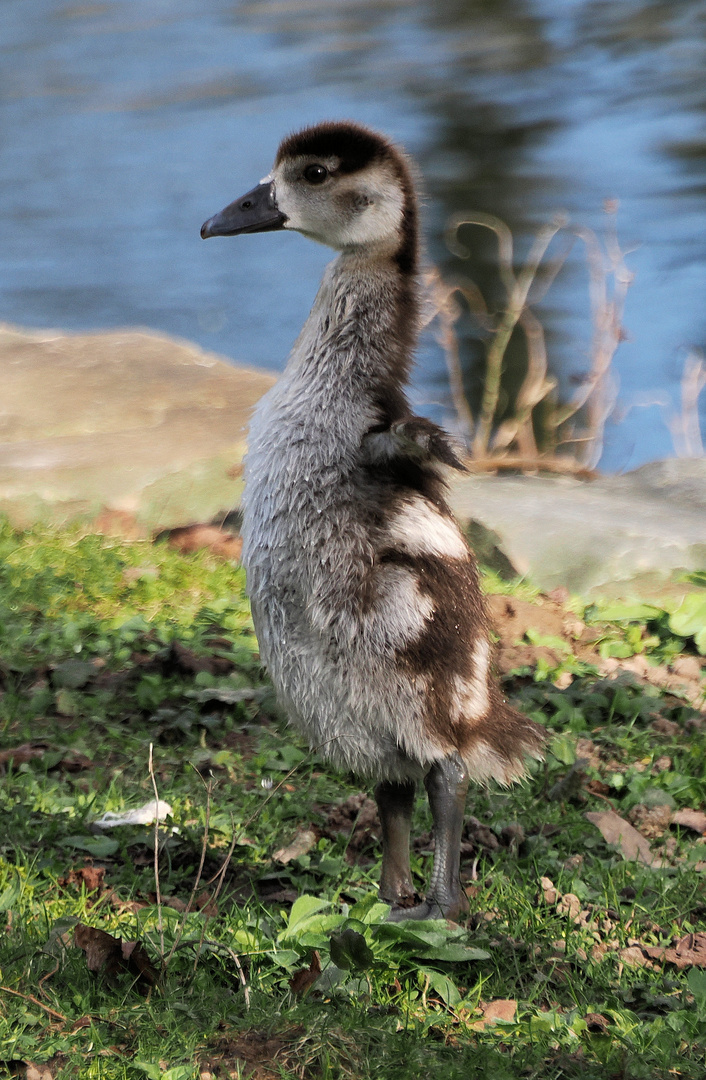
<box><xmin>62</xmin><ymin>834</ymin><xmax>119</xmax><ymax>858</ymax></box>
<box><xmin>421</xmin><ymin>968</ymin><xmax>461</xmax><ymax>1006</ymax></box>
<box><xmin>550</xmin><ymin>733</ymin><xmax>576</xmax><ymax>767</ymax></box>
<box><xmin>330</xmin><ymin>929</ymin><xmax>374</xmax><ymax>971</ymax></box>
<box><xmin>415</xmin><ymin>944</ymin><xmax>491</xmax><ymax>962</ymax></box>
<box><xmin>133</xmin><ymin>1065</ymin><xmax>162</xmax><ymax>1080</ymax></box>
<box><xmin>287</xmin><ymin>895</ymin><xmax>330</xmax><ymax>930</ymax></box>
<box><xmin>267</xmin><ymin>948</ymin><xmax>300</xmax><ymax>970</ymax></box>
<box><xmin>668</xmin><ymin>596</ymin><xmax>706</xmax><ymax>649</ymax></box>
<box><xmin>592</xmin><ymin>602</ymin><xmax>662</xmax><ymax>622</ymax></box>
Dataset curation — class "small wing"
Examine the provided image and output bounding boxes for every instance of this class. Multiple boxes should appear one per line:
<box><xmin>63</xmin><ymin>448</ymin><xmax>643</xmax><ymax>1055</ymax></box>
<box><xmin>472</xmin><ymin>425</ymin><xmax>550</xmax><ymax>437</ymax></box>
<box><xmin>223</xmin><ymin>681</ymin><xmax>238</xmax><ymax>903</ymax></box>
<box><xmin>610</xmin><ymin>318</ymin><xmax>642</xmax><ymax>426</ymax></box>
<box><xmin>362</xmin><ymin>415</ymin><xmax>466</xmax><ymax>471</ymax></box>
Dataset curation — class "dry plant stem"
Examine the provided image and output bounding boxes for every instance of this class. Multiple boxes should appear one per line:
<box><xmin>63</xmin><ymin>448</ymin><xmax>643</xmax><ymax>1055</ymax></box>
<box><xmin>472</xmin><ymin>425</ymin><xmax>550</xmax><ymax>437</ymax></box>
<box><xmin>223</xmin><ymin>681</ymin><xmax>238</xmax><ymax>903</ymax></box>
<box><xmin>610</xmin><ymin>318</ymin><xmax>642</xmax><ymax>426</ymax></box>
<box><xmin>37</xmin><ymin>958</ymin><xmax>61</xmax><ymax>1000</ymax></box>
<box><xmin>148</xmin><ymin>743</ymin><xmax>165</xmax><ymax>962</ymax></box>
<box><xmin>0</xmin><ymin>985</ymin><xmax>67</xmax><ymax>1023</ymax></box>
<box><xmin>192</xmin><ymin>815</ymin><xmax>240</xmax><ymax>977</ymax></box>
<box><xmin>669</xmin><ymin>350</ymin><xmax>706</xmax><ymax>458</ymax></box>
<box><xmin>447</xmin><ymin>212</ymin><xmax>566</xmax><ymax>458</ymax></box>
<box><xmin>200</xmin><ymin>940</ymin><xmax>251</xmax><ymax>1010</ymax></box>
<box><xmin>164</xmin><ymin>772</ymin><xmax>213</xmax><ymax>969</ymax></box>
<box><xmin>463</xmin><ymin>455</ymin><xmax>596</xmax><ymax>478</ymax></box>
<box><xmin>553</xmin><ymin>206</ymin><xmax>632</xmax><ymax>466</ymax></box>
<box><xmin>424</xmin><ymin>270</ymin><xmax>476</xmax><ymax>444</ymax></box>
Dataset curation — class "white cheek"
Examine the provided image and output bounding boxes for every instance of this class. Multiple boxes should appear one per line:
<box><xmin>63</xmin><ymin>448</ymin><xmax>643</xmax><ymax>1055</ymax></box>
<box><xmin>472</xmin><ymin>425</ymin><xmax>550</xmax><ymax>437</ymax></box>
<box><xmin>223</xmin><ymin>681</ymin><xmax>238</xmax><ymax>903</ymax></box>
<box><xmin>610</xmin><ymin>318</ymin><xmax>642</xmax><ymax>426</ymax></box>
<box><xmin>342</xmin><ymin>194</ymin><xmax>404</xmax><ymax>247</ymax></box>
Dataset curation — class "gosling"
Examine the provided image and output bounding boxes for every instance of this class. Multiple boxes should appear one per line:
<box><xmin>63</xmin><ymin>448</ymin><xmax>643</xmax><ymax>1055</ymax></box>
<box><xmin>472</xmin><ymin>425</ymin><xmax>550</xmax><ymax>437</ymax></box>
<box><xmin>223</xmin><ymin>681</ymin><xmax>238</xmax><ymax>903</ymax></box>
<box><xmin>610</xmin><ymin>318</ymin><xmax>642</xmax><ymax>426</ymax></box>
<box><xmin>201</xmin><ymin>121</ymin><xmax>545</xmax><ymax>920</ymax></box>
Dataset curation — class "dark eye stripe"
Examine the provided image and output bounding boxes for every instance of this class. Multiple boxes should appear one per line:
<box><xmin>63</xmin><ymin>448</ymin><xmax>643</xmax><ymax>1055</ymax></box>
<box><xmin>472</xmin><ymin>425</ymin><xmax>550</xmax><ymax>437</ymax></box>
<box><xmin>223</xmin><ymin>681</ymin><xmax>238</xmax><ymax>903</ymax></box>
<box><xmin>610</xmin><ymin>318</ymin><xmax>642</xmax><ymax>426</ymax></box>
<box><xmin>303</xmin><ymin>163</ymin><xmax>328</xmax><ymax>185</ymax></box>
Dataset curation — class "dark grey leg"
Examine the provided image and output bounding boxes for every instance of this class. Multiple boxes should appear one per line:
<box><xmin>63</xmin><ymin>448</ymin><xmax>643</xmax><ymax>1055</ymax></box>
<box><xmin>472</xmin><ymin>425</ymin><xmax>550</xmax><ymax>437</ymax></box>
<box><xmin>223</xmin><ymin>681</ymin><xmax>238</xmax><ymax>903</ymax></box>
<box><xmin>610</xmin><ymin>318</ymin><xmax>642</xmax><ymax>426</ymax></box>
<box><xmin>374</xmin><ymin>780</ymin><xmax>416</xmax><ymax>906</ymax></box>
<box><xmin>389</xmin><ymin>754</ymin><xmax>469</xmax><ymax>921</ymax></box>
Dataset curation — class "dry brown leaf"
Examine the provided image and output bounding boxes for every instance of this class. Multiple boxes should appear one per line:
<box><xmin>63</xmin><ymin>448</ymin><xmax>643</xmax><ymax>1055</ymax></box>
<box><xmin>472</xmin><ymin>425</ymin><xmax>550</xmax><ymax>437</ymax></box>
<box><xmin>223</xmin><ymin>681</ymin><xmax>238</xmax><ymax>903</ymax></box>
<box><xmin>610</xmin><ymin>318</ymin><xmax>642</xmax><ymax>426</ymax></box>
<box><xmin>273</xmin><ymin>829</ymin><xmax>317</xmax><ymax>865</ymax></box>
<box><xmin>73</xmin><ymin>924</ymin><xmax>123</xmax><ymax>974</ymax></box>
<box><xmin>671</xmin><ymin>808</ymin><xmax>706</xmax><ymax>834</ymax></box>
<box><xmin>471</xmin><ymin>999</ymin><xmax>517</xmax><ymax>1029</ymax></box>
<box><xmin>121</xmin><ymin>940</ymin><xmax>159</xmax><ymax>986</ymax></box>
<box><xmin>196</xmin><ymin>891</ymin><xmax>219</xmax><ymax>918</ymax></box>
<box><xmin>644</xmin><ymin>931</ymin><xmax>706</xmax><ymax>970</ymax></box>
<box><xmin>166</xmin><ymin>524</ymin><xmax>242</xmax><ymax>560</ymax></box>
<box><xmin>0</xmin><ymin>743</ymin><xmax>46</xmax><ymax>768</ymax></box>
<box><xmin>289</xmin><ymin>951</ymin><xmax>321</xmax><ymax>996</ymax></box>
<box><xmin>584</xmin><ymin>1012</ymin><xmax>610</xmax><ymax>1033</ymax></box>
<box><xmin>585</xmin><ymin>809</ymin><xmax>663</xmax><ymax>867</ymax></box>
<box><xmin>164</xmin><ymin>896</ymin><xmax>189</xmax><ymax>913</ymax></box>
<box><xmin>60</xmin><ymin>866</ymin><xmax>105</xmax><ymax>893</ymax></box>
<box><xmin>73</xmin><ymin>923</ymin><xmax>158</xmax><ymax>986</ymax></box>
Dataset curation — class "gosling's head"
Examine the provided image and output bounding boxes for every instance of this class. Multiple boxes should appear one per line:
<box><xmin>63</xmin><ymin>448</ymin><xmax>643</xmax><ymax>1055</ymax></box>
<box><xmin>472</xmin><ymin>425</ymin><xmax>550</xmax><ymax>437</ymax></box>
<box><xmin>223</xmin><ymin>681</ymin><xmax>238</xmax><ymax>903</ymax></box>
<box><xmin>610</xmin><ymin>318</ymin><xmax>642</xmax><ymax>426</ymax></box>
<box><xmin>201</xmin><ymin>121</ymin><xmax>418</xmax><ymax>272</ymax></box>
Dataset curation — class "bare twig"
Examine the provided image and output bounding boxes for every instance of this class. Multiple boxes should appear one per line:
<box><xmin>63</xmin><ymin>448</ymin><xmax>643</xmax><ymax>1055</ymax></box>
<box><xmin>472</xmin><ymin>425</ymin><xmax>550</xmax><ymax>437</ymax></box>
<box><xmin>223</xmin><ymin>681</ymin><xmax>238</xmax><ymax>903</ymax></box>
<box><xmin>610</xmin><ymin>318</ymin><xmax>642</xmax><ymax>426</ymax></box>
<box><xmin>463</xmin><ymin>455</ymin><xmax>597</xmax><ymax>478</ymax></box>
<box><xmin>552</xmin><ymin>202</ymin><xmax>633</xmax><ymax>466</ymax></box>
<box><xmin>444</xmin><ymin>212</ymin><xmax>567</xmax><ymax>458</ymax></box>
<box><xmin>148</xmin><ymin>743</ymin><xmax>165</xmax><ymax>961</ymax></box>
<box><xmin>668</xmin><ymin>350</ymin><xmax>706</xmax><ymax>458</ymax></box>
<box><xmin>164</xmin><ymin>769</ymin><xmax>214</xmax><ymax>969</ymax></box>
<box><xmin>0</xmin><ymin>985</ymin><xmax>67</xmax><ymax>1023</ymax></box>
<box><xmin>196</xmin><ymin>940</ymin><xmax>251</xmax><ymax>1010</ymax></box>
<box><xmin>424</xmin><ymin>269</ymin><xmax>476</xmax><ymax>444</ymax></box>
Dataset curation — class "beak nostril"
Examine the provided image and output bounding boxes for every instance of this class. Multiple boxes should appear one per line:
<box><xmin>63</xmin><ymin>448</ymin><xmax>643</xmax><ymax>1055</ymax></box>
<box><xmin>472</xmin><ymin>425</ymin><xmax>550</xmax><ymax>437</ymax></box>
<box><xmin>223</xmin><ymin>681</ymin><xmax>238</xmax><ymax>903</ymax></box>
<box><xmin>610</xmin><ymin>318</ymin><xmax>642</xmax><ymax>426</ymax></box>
<box><xmin>241</xmin><ymin>199</ymin><xmax>252</xmax><ymax>210</ymax></box>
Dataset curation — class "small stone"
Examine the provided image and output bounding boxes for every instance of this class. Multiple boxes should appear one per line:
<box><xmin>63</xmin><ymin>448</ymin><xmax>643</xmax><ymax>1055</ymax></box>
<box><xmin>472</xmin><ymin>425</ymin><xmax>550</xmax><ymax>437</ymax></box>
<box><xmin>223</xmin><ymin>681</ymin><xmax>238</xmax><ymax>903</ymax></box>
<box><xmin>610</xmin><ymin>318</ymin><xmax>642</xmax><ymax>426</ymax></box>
<box><xmin>540</xmin><ymin>876</ymin><xmax>557</xmax><ymax>904</ymax></box>
<box><xmin>557</xmin><ymin>893</ymin><xmax>582</xmax><ymax>920</ymax></box>
<box><xmin>651</xmin><ymin>717</ymin><xmax>680</xmax><ymax>738</ymax></box>
<box><xmin>619</xmin><ymin>946</ymin><xmax>651</xmax><ymax>968</ymax></box>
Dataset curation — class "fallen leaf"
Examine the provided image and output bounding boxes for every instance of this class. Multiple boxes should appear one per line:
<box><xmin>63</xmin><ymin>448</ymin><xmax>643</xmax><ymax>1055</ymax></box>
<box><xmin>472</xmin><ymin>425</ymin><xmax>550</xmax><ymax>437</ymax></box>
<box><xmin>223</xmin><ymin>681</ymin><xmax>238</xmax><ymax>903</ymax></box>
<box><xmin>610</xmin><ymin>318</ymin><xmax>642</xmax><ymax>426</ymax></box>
<box><xmin>164</xmin><ymin>896</ymin><xmax>189</xmax><ymax>913</ymax></box>
<box><xmin>121</xmin><ymin>940</ymin><xmax>159</xmax><ymax>986</ymax></box>
<box><xmin>196</xmin><ymin>891</ymin><xmax>219</xmax><ymax>918</ymax></box>
<box><xmin>289</xmin><ymin>951</ymin><xmax>321</xmax><ymax>995</ymax></box>
<box><xmin>557</xmin><ymin>893</ymin><xmax>581</xmax><ymax>921</ymax></box>
<box><xmin>273</xmin><ymin>829</ymin><xmax>318</xmax><ymax>865</ymax></box>
<box><xmin>166</xmin><ymin>524</ymin><xmax>242</xmax><ymax>560</ymax></box>
<box><xmin>73</xmin><ymin>924</ymin><xmax>124</xmax><ymax>976</ymax></box>
<box><xmin>585</xmin><ymin>810</ymin><xmax>663</xmax><ymax>867</ymax></box>
<box><xmin>171</xmin><ymin>640</ymin><xmax>234</xmax><ymax>676</ymax></box>
<box><xmin>0</xmin><ymin>743</ymin><xmax>46</xmax><ymax>768</ymax></box>
<box><xmin>671</xmin><ymin>808</ymin><xmax>706</xmax><ymax>834</ymax></box>
<box><xmin>60</xmin><ymin>866</ymin><xmax>106</xmax><ymax>893</ymax></box>
<box><xmin>471</xmin><ymin>999</ymin><xmax>517</xmax><ymax>1029</ymax></box>
<box><xmin>73</xmin><ymin>923</ymin><xmax>158</xmax><ymax>986</ymax></box>
<box><xmin>584</xmin><ymin>1012</ymin><xmax>610</xmax><ymax>1033</ymax></box>
<box><xmin>645</xmin><ymin>932</ymin><xmax>706</xmax><ymax>970</ymax></box>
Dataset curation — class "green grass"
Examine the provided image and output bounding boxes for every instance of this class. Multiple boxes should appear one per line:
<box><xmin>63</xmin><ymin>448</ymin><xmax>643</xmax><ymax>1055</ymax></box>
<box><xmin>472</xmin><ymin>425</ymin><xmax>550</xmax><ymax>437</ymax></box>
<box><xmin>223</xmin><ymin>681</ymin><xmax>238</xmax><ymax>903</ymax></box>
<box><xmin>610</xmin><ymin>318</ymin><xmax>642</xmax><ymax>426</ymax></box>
<box><xmin>0</xmin><ymin>520</ymin><xmax>705</xmax><ymax>1079</ymax></box>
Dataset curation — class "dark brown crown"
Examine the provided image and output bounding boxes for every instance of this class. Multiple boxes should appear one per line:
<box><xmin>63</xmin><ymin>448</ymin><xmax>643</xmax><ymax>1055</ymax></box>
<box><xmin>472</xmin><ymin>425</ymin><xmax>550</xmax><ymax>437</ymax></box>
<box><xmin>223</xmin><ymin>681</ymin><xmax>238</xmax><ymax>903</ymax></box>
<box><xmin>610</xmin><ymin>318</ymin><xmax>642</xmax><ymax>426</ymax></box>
<box><xmin>276</xmin><ymin>121</ymin><xmax>419</xmax><ymax>275</ymax></box>
<box><xmin>276</xmin><ymin>121</ymin><xmax>396</xmax><ymax>174</ymax></box>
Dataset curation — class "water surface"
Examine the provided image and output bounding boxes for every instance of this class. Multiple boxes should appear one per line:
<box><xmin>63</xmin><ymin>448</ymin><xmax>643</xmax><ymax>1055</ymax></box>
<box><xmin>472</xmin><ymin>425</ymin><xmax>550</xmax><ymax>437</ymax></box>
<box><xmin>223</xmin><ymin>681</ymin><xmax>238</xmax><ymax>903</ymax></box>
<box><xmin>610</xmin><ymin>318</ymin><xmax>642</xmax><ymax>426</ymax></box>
<box><xmin>1</xmin><ymin>0</ymin><xmax>705</xmax><ymax>470</ymax></box>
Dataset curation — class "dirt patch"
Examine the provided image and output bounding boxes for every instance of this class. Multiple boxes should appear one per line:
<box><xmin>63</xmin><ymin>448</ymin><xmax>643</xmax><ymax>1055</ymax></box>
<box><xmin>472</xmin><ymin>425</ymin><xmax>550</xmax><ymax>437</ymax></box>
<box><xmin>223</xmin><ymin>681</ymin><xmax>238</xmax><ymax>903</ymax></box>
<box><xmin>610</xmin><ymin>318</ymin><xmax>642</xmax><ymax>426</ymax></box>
<box><xmin>487</xmin><ymin>593</ymin><xmax>597</xmax><ymax>675</ymax></box>
<box><xmin>200</xmin><ymin>1029</ymin><xmax>301</xmax><ymax>1080</ymax></box>
<box><xmin>321</xmin><ymin>792</ymin><xmax>380</xmax><ymax>860</ymax></box>
<box><xmin>488</xmin><ymin>591</ymin><xmax>705</xmax><ymax>707</ymax></box>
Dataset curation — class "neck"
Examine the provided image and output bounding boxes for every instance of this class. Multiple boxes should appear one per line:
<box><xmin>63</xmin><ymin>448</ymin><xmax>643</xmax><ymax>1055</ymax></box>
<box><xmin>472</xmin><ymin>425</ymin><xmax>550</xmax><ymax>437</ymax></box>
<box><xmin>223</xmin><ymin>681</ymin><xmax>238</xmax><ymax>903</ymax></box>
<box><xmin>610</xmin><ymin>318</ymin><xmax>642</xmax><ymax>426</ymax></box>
<box><xmin>284</xmin><ymin>245</ymin><xmax>419</xmax><ymax>431</ymax></box>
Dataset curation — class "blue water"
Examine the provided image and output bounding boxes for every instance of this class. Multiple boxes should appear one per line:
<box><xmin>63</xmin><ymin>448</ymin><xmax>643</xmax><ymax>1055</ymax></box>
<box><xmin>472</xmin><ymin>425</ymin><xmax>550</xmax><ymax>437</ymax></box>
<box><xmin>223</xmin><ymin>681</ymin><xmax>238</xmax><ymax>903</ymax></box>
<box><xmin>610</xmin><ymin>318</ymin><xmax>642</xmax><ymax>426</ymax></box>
<box><xmin>1</xmin><ymin>0</ymin><xmax>705</xmax><ymax>471</ymax></box>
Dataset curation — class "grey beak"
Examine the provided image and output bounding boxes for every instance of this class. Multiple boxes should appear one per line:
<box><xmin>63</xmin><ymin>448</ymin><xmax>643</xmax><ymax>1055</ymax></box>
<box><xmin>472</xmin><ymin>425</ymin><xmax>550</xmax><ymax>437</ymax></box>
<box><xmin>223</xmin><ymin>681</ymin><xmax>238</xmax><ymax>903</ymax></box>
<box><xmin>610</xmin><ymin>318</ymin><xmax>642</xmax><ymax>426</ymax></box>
<box><xmin>200</xmin><ymin>180</ymin><xmax>286</xmax><ymax>239</ymax></box>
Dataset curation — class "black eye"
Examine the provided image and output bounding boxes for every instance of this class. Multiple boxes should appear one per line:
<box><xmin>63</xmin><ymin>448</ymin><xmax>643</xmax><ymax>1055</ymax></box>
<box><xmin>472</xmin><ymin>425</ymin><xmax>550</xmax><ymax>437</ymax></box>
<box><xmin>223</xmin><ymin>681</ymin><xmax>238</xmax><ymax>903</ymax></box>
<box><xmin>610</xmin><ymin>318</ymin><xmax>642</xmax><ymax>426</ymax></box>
<box><xmin>303</xmin><ymin>163</ymin><xmax>328</xmax><ymax>185</ymax></box>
